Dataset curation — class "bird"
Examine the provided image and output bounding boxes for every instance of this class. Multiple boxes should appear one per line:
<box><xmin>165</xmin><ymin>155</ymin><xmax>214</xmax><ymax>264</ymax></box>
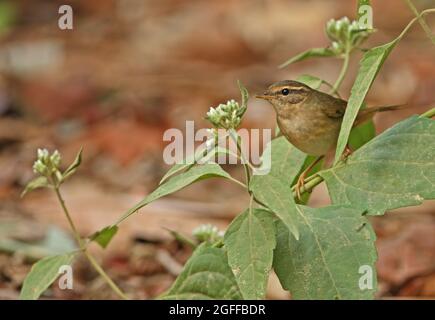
<box><xmin>256</xmin><ymin>80</ymin><xmax>403</xmax><ymax>199</ymax></box>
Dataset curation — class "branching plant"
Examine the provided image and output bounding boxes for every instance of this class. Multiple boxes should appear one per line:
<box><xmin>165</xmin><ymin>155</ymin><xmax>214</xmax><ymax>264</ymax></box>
<box><xmin>21</xmin><ymin>0</ymin><xmax>435</xmax><ymax>300</ymax></box>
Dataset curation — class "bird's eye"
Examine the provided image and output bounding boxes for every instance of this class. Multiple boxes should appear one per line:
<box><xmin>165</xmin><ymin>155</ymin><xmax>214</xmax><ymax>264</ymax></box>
<box><xmin>281</xmin><ymin>88</ymin><xmax>289</xmax><ymax>95</ymax></box>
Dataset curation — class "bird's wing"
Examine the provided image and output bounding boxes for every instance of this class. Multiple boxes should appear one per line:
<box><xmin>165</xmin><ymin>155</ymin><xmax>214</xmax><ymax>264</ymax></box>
<box><xmin>319</xmin><ymin>96</ymin><xmax>347</xmax><ymax>119</ymax></box>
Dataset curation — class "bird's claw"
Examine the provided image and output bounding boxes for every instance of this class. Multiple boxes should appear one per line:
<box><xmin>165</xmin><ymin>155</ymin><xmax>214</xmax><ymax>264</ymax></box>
<box><xmin>295</xmin><ymin>173</ymin><xmax>306</xmax><ymax>201</ymax></box>
<box><xmin>340</xmin><ymin>145</ymin><xmax>353</xmax><ymax>162</ymax></box>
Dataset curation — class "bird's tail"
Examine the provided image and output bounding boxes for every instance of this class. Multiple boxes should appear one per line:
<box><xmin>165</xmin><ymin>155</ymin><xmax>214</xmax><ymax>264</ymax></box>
<box><xmin>355</xmin><ymin>104</ymin><xmax>406</xmax><ymax>125</ymax></box>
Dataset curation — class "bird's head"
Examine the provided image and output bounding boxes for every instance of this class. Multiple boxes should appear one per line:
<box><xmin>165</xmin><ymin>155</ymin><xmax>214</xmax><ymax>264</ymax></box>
<box><xmin>256</xmin><ymin>80</ymin><xmax>312</xmax><ymax>114</ymax></box>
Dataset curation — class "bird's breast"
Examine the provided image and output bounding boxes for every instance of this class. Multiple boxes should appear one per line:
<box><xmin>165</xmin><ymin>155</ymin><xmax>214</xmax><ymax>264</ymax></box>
<box><xmin>277</xmin><ymin>109</ymin><xmax>341</xmax><ymax>156</ymax></box>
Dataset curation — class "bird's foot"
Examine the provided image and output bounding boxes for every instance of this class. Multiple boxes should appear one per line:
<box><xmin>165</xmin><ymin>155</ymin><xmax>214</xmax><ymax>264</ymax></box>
<box><xmin>295</xmin><ymin>172</ymin><xmax>307</xmax><ymax>201</ymax></box>
<box><xmin>340</xmin><ymin>145</ymin><xmax>353</xmax><ymax>162</ymax></box>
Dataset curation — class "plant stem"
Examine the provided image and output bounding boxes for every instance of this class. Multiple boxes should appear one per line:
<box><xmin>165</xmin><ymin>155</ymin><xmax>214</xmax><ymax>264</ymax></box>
<box><xmin>229</xmin><ymin>129</ymin><xmax>251</xmax><ymax>184</ymax></box>
<box><xmin>404</xmin><ymin>0</ymin><xmax>435</xmax><ymax>45</ymax></box>
<box><xmin>84</xmin><ymin>251</ymin><xmax>129</xmax><ymax>300</ymax></box>
<box><xmin>292</xmin><ymin>175</ymin><xmax>324</xmax><ymax>199</ymax></box>
<box><xmin>420</xmin><ymin>107</ymin><xmax>435</xmax><ymax>118</ymax></box>
<box><xmin>330</xmin><ymin>51</ymin><xmax>350</xmax><ymax>95</ymax></box>
<box><xmin>227</xmin><ymin>176</ymin><xmax>248</xmax><ymax>189</ymax></box>
<box><xmin>54</xmin><ymin>186</ymin><xmax>82</xmax><ymax>247</ymax></box>
<box><xmin>53</xmin><ymin>185</ymin><xmax>129</xmax><ymax>300</ymax></box>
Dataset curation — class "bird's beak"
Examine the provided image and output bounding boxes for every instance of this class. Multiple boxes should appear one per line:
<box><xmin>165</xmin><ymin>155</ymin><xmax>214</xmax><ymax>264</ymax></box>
<box><xmin>255</xmin><ymin>92</ymin><xmax>273</xmax><ymax>101</ymax></box>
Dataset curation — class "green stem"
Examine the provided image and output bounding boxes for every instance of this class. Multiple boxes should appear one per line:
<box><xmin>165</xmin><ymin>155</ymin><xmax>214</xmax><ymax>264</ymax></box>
<box><xmin>397</xmin><ymin>9</ymin><xmax>435</xmax><ymax>40</ymax></box>
<box><xmin>53</xmin><ymin>185</ymin><xmax>129</xmax><ymax>300</ymax></box>
<box><xmin>292</xmin><ymin>175</ymin><xmax>324</xmax><ymax>199</ymax></box>
<box><xmin>54</xmin><ymin>186</ymin><xmax>83</xmax><ymax>247</ymax></box>
<box><xmin>403</xmin><ymin>0</ymin><xmax>435</xmax><ymax>45</ymax></box>
<box><xmin>227</xmin><ymin>176</ymin><xmax>248</xmax><ymax>189</ymax></box>
<box><xmin>420</xmin><ymin>107</ymin><xmax>435</xmax><ymax>118</ymax></box>
<box><xmin>229</xmin><ymin>129</ymin><xmax>252</xmax><ymax>184</ymax></box>
<box><xmin>84</xmin><ymin>251</ymin><xmax>129</xmax><ymax>300</ymax></box>
<box><xmin>330</xmin><ymin>51</ymin><xmax>350</xmax><ymax>95</ymax></box>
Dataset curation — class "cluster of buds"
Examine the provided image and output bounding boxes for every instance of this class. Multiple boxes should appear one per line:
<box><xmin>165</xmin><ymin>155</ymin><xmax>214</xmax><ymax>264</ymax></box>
<box><xmin>193</xmin><ymin>224</ymin><xmax>225</xmax><ymax>244</ymax></box>
<box><xmin>206</xmin><ymin>99</ymin><xmax>246</xmax><ymax>130</ymax></box>
<box><xmin>33</xmin><ymin>148</ymin><xmax>62</xmax><ymax>178</ymax></box>
<box><xmin>326</xmin><ymin>17</ymin><xmax>373</xmax><ymax>55</ymax></box>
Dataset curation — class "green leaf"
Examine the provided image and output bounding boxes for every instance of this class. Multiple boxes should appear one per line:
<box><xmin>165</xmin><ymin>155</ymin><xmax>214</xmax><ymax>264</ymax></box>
<box><xmin>164</xmin><ymin>228</ymin><xmax>197</xmax><ymax>249</ymax></box>
<box><xmin>334</xmin><ymin>39</ymin><xmax>398</xmax><ymax>164</ymax></box>
<box><xmin>348</xmin><ymin>120</ymin><xmax>376</xmax><ymax>150</ymax></box>
<box><xmin>62</xmin><ymin>147</ymin><xmax>83</xmax><ymax>180</ymax></box>
<box><xmin>159</xmin><ymin>146</ymin><xmax>235</xmax><ymax>185</ymax></box>
<box><xmin>90</xmin><ymin>225</ymin><xmax>118</xmax><ymax>249</ymax></box>
<box><xmin>321</xmin><ymin>116</ymin><xmax>435</xmax><ymax>215</ymax></box>
<box><xmin>279</xmin><ymin>48</ymin><xmax>336</xmax><ymax>69</ymax></box>
<box><xmin>273</xmin><ymin>205</ymin><xmax>377</xmax><ymax>299</ymax></box>
<box><xmin>237</xmin><ymin>80</ymin><xmax>249</xmax><ymax>117</ymax></box>
<box><xmin>161</xmin><ymin>244</ymin><xmax>242</xmax><ymax>299</ymax></box>
<box><xmin>296</xmin><ymin>75</ymin><xmax>323</xmax><ymax>90</ymax></box>
<box><xmin>224</xmin><ymin>209</ymin><xmax>276</xmax><ymax>299</ymax></box>
<box><xmin>21</xmin><ymin>176</ymin><xmax>49</xmax><ymax>197</ymax></box>
<box><xmin>118</xmin><ymin>164</ymin><xmax>232</xmax><ymax>224</ymax></box>
<box><xmin>20</xmin><ymin>252</ymin><xmax>77</xmax><ymax>300</ymax></box>
<box><xmin>250</xmin><ymin>137</ymin><xmax>307</xmax><ymax>240</ymax></box>
<box><xmin>254</xmin><ymin>136</ymin><xmax>307</xmax><ymax>181</ymax></box>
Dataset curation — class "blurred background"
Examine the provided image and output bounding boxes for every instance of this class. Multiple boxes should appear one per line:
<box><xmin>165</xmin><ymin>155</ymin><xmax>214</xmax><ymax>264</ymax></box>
<box><xmin>0</xmin><ymin>0</ymin><xmax>434</xmax><ymax>299</ymax></box>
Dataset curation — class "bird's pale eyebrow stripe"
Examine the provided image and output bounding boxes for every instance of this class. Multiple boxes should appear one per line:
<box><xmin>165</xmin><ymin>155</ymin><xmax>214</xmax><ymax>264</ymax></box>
<box><xmin>274</xmin><ymin>86</ymin><xmax>309</xmax><ymax>93</ymax></box>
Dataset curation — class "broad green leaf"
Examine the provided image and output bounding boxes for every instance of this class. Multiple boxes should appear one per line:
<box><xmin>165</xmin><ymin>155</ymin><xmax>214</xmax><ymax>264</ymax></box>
<box><xmin>118</xmin><ymin>164</ymin><xmax>232</xmax><ymax>224</ymax></box>
<box><xmin>321</xmin><ymin>116</ymin><xmax>435</xmax><ymax>214</ymax></box>
<box><xmin>348</xmin><ymin>120</ymin><xmax>376</xmax><ymax>150</ymax></box>
<box><xmin>20</xmin><ymin>252</ymin><xmax>77</xmax><ymax>300</ymax></box>
<box><xmin>21</xmin><ymin>176</ymin><xmax>49</xmax><ymax>197</ymax></box>
<box><xmin>273</xmin><ymin>205</ymin><xmax>377</xmax><ymax>300</ymax></box>
<box><xmin>250</xmin><ymin>137</ymin><xmax>307</xmax><ymax>240</ymax></box>
<box><xmin>254</xmin><ymin>136</ymin><xmax>307</xmax><ymax>181</ymax></box>
<box><xmin>161</xmin><ymin>244</ymin><xmax>242</xmax><ymax>299</ymax></box>
<box><xmin>62</xmin><ymin>147</ymin><xmax>83</xmax><ymax>180</ymax></box>
<box><xmin>279</xmin><ymin>48</ymin><xmax>336</xmax><ymax>69</ymax></box>
<box><xmin>224</xmin><ymin>209</ymin><xmax>276</xmax><ymax>299</ymax></box>
<box><xmin>334</xmin><ymin>39</ymin><xmax>398</xmax><ymax>164</ymax></box>
<box><xmin>90</xmin><ymin>225</ymin><xmax>118</xmax><ymax>249</ymax></box>
<box><xmin>250</xmin><ymin>176</ymin><xmax>300</xmax><ymax>239</ymax></box>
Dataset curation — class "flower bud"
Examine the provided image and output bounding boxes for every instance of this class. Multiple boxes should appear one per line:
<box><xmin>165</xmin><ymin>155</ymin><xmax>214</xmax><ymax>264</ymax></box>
<box><xmin>206</xmin><ymin>99</ymin><xmax>243</xmax><ymax>129</ymax></box>
<box><xmin>325</xmin><ymin>16</ymin><xmax>373</xmax><ymax>55</ymax></box>
<box><xmin>193</xmin><ymin>224</ymin><xmax>224</xmax><ymax>243</ymax></box>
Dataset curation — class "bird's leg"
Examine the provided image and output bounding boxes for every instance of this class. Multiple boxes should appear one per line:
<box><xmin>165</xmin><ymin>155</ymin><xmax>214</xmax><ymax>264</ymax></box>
<box><xmin>295</xmin><ymin>156</ymin><xmax>324</xmax><ymax>200</ymax></box>
<box><xmin>341</xmin><ymin>144</ymin><xmax>353</xmax><ymax>161</ymax></box>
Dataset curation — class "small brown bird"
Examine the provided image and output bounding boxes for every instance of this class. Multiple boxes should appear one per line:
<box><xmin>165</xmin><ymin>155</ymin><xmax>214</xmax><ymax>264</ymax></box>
<box><xmin>256</xmin><ymin>80</ymin><xmax>403</xmax><ymax>198</ymax></box>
